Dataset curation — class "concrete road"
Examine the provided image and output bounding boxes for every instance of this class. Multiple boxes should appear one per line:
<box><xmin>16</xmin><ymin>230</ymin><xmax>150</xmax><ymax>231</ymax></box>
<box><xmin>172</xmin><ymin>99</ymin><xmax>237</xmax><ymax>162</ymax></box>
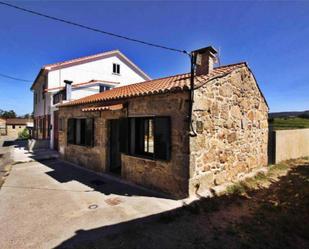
<box><xmin>0</xmin><ymin>157</ymin><xmax>182</xmax><ymax>249</ymax></box>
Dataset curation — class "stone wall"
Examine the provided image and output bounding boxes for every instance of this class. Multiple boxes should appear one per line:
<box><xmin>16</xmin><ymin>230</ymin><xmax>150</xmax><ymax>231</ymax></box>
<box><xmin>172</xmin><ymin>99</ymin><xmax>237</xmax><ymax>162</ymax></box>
<box><xmin>189</xmin><ymin>66</ymin><xmax>269</xmax><ymax>195</ymax></box>
<box><xmin>121</xmin><ymin>92</ymin><xmax>190</xmax><ymax>198</ymax></box>
<box><xmin>59</xmin><ymin>92</ymin><xmax>190</xmax><ymax>198</ymax></box>
<box><xmin>58</xmin><ymin>104</ymin><xmax>125</xmax><ymax>172</ymax></box>
<box><xmin>59</xmin><ymin>65</ymin><xmax>268</xmax><ymax>198</ymax></box>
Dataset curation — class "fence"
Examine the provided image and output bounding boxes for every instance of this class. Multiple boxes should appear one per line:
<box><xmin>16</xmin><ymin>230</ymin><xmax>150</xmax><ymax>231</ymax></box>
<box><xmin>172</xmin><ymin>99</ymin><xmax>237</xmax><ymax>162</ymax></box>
<box><xmin>269</xmin><ymin>128</ymin><xmax>309</xmax><ymax>164</ymax></box>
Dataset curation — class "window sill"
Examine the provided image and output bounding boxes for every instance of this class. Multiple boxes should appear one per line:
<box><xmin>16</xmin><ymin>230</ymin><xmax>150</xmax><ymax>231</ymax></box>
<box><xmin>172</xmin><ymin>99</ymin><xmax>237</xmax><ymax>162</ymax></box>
<box><xmin>112</xmin><ymin>73</ymin><xmax>121</xmax><ymax>76</ymax></box>
<box><xmin>122</xmin><ymin>153</ymin><xmax>155</xmax><ymax>162</ymax></box>
<box><xmin>67</xmin><ymin>143</ymin><xmax>95</xmax><ymax>149</ymax></box>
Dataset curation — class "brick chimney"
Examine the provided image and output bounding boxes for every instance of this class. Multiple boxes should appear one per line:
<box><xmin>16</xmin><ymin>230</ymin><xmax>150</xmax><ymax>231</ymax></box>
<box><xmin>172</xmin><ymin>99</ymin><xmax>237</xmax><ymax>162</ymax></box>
<box><xmin>64</xmin><ymin>80</ymin><xmax>73</xmax><ymax>101</ymax></box>
<box><xmin>192</xmin><ymin>46</ymin><xmax>218</xmax><ymax>76</ymax></box>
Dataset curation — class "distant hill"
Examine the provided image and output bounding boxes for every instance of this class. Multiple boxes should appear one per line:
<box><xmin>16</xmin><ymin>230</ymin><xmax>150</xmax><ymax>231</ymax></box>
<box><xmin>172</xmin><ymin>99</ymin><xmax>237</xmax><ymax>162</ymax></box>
<box><xmin>269</xmin><ymin>110</ymin><xmax>309</xmax><ymax>118</ymax></box>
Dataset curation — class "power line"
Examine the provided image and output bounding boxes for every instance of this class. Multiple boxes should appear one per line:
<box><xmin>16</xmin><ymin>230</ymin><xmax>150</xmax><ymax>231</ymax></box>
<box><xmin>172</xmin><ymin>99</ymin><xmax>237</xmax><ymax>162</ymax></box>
<box><xmin>0</xmin><ymin>72</ymin><xmax>32</xmax><ymax>82</ymax></box>
<box><xmin>0</xmin><ymin>1</ymin><xmax>188</xmax><ymax>55</ymax></box>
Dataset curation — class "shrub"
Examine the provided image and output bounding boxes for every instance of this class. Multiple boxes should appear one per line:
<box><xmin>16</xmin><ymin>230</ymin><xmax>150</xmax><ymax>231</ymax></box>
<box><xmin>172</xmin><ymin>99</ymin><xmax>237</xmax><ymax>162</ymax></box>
<box><xmin>18</xmin><ymin>128</ymin><xmax>30</xmax><ymax>140</ymax></box>
<box><xmin>298</xmin><ymin>113</ymin><xmax>309</xmax><ymax>119</ymax></box>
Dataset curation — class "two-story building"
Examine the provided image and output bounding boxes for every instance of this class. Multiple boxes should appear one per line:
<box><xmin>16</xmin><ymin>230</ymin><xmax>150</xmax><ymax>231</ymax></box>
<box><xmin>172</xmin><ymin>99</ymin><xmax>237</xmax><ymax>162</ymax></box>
<box><xmin>31</xmin><ymin>50</ymin><xmax>150</xmax><ymax>149</ymax></box>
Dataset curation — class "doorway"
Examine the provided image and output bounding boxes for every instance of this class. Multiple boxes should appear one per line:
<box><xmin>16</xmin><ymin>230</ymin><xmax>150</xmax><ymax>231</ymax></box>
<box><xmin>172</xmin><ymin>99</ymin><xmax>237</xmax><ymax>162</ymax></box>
<box><xmin>109</xmin><ymin>119</ymin><xmax>121</xmax><ymax>175</ymax></box>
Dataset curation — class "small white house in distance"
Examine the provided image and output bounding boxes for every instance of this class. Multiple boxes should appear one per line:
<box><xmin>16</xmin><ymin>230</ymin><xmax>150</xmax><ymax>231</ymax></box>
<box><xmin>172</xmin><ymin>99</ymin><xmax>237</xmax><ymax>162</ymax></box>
<box><xmin>31</xmin><ymin>50</ymin><xmax>151</xmax><ymax>150</ymax></box>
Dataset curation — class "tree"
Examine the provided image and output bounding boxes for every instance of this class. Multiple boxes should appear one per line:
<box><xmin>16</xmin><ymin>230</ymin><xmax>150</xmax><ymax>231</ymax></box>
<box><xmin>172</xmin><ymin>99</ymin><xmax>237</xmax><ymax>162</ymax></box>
<box><xmin>18</xmin><ymin>128</ymin><xmax>30</xmax><ymax>140</ymax></box>
<box><xmin>0</xmin><ymin>110</ymin><xmax>17</xmax><ymax>119</ymax></box>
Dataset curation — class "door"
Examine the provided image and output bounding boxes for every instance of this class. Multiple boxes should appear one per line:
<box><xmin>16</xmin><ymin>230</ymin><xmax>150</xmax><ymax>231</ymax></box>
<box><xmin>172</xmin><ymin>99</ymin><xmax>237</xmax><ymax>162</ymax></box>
<box><xmin>53</xmin><ymin>111</ymin><xmax>59</xmax><ymax>151</ymax></box>
<box><xmin>109</xmin><ymin>119</ymin><xmax>121</xmax><ymax>175</ymax></box>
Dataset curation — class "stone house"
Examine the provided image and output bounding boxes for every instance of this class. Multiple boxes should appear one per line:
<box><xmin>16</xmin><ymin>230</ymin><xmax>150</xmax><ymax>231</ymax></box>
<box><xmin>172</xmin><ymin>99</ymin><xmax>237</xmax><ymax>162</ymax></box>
<box><xmin>5</xmin><ymin>118</ymin><xmax>33</xmax><ymax>138</ymax></box>
<box><xmin>58</xmin><ymin>46</ymin><xmax>268</xmax><ymax>198</ymax></box>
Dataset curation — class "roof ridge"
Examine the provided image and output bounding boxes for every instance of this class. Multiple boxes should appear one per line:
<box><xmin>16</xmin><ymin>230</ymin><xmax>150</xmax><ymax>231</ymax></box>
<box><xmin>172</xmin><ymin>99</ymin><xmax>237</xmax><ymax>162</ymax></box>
<box><xmin>214</xmin><ymin>61</ymin><xmax>247</xmax><ymax>69</ymax></box>
<box><xmin>43</xmin><ymin>49</ymin><xmax>120</xmax><ymax>69</ymax></box>
<box><xmin>61</xmin><ymin>61</ymin><xmax>249</xmax><ymax>107</ymax></box>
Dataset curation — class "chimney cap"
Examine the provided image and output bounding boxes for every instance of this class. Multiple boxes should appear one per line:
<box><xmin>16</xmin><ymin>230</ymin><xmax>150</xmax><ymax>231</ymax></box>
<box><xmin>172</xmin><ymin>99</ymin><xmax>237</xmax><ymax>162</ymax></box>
<box><xmin>64</xmin><ymin>80</ymin><xmax>73</xmax><ymax>85</ymax></box>
<box><xmin>191</xmin><ymin>46</ymin><xmax>218</xmax><ymax>55</ymax></box>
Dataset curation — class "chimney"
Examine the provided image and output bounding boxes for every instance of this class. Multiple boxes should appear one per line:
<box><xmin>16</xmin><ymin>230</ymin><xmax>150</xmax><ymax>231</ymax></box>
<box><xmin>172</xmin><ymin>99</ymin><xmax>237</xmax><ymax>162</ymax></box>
<box><xmin>64</xmin><ymin>80</ymin><xmax>73</xmax><ymax>101</ymax></box>
<box><xmin>192</xmin><ymin>46</ymin><xmax>218</xmax><ymax>76</ymax></box>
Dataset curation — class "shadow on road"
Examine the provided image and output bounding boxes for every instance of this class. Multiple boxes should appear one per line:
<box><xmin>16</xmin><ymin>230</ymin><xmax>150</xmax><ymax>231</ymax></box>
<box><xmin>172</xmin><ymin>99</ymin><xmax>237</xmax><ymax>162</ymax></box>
<box><xmin>54</xmin><ymin>160</ymin><xmax>309</xmax><ymax>249</ymax></box>
<box><xmin>41</xmin><ymin>159</ymin><xmax>169</xmax><ymax>199</ymax></box>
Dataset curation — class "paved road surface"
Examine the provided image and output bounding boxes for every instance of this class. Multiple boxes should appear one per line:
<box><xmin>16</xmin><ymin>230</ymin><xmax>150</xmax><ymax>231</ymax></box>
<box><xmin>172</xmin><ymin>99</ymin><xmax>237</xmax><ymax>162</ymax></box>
<box><xmin>0</xmin><ymin>145</ymin><xmax>182</xmax><ymax>249</ymax></box>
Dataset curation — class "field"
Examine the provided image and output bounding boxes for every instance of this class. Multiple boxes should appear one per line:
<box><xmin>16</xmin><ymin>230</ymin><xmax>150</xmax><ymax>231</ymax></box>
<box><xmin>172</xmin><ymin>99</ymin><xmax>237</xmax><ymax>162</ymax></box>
<box><xmin>269</xmin><ymin>117</ymin><xmax>309</xmax><ymax>130</ymax></box>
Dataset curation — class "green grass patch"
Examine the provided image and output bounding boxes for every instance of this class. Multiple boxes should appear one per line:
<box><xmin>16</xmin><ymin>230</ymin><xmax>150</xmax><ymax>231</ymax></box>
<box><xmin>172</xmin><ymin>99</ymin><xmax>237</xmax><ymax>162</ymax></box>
<box><xmin>269</xmin><ymin>163</ymin><xmax>289</xmax><ymax>173</ymax></box>
<box><xmin>226</xmin><ymin>182</ymin><xmax>247</xmax><ymax>195</ymax></box>
<box><xmin>269</xmin><ymin>117</ymin><xmax>309</xmax><ymax>130</ymax></box>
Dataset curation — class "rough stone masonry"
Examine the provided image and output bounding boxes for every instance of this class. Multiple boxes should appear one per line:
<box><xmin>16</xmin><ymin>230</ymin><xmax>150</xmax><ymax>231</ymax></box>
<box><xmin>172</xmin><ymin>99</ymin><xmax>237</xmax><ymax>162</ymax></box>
<box><xmin>189</xmin><ymin>66</ymin><xmax>268</xmax><ymax>195</ymax></box>
<box><xmin>58</xmin><ymin>60</ymin><xmax>268</xmax><ymax>198</ymax></box>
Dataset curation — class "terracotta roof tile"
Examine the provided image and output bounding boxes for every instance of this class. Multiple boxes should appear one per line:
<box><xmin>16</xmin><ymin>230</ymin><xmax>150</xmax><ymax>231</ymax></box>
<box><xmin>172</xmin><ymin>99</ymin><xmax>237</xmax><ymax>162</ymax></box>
<box><xmin>6</xmin><ymin>118</ymin><xmax>33</xmax><ymax>125</ymax></box>
<box><xmin>61</xmin><ymin>62</ymin><xmax>247</xmax><ymax>107</ymax></box>
<box><xmin>82</xmin><ymin>104</ymin><xmax>123</xmax><ymax>112</ymax></box>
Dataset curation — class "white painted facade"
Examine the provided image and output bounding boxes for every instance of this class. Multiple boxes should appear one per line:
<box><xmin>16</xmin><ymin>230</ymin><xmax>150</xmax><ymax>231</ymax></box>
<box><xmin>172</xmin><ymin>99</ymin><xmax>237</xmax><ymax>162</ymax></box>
<box><xmin>31</xmin><ymin>50</ymin><xmax>150</xmax><ymax>149</ymax></box>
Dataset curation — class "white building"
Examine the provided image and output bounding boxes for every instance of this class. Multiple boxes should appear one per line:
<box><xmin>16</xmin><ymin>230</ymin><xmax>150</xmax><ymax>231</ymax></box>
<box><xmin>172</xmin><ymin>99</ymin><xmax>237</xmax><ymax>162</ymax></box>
<box><xmin>31</xmin><ymin>50</ymin><xmax>150</xmax><ymax>149</ymax></box>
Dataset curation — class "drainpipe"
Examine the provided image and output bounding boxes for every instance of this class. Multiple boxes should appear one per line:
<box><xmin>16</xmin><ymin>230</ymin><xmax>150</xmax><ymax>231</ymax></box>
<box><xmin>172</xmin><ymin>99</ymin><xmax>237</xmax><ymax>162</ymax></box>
<box><xmin>189</xmin><ymin>52</ymin><xmax>197</xmax><ymax>137</ymax></box>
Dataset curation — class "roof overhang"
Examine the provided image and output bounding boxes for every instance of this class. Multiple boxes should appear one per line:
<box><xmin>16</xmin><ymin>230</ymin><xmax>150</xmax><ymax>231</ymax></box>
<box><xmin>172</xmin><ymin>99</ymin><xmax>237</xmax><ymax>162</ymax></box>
<box><xmin>81</xmin><ymin>104</ymin><xmax>123</xmax><ymax>112</ymax></box>
<box><xmin>30</xmin><ymin>68</ymin><xmax>46</xmax><ymax>90</ymax></box>
<box><xmin>31</xmin><ymin>50</ymin><xmax>151</xmax><ymax>91</ymax></box>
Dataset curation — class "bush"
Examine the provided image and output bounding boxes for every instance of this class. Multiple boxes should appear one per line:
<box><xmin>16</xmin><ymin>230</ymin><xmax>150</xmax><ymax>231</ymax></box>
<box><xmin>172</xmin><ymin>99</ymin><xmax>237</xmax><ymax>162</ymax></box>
<box><xmin>298</xmin><ymin>113</ymin><xmax>309</xmax><ymax>119</ymax></box>
<box><xmin>18</xmin><ymin>128</ymin><xmax>30</xmax><ymax>140</ymax></box>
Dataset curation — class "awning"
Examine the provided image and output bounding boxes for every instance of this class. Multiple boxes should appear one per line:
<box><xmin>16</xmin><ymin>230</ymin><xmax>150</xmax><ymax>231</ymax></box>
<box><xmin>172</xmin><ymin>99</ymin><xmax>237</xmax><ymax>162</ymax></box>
<box><xmin>81</xmin><ymin>104</ymin><xmax>123</xmax><ymax>112</ymax></box>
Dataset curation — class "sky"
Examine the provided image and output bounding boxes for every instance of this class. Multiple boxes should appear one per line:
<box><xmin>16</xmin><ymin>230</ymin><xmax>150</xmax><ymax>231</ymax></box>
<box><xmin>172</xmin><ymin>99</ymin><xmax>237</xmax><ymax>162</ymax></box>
<box><xmin>0</xmin><ymin>0</ymin><xmax>308</xmax><ymax>115</ymax></box>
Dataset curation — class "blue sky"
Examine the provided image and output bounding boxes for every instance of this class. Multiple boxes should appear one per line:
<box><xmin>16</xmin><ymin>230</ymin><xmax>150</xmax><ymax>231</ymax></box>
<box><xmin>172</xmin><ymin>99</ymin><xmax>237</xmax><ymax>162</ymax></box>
<box><xmin>0</xmin><ymin>0</ymin><xmax>308</xmax><ymax>115</ymax></box>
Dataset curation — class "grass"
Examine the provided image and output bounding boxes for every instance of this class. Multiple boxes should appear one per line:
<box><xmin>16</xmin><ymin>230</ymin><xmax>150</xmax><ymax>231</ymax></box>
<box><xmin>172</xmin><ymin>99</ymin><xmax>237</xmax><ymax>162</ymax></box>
<box><xmin>269</xmin><ymin>117</ymin><xmax>309</xmax><ymax>130</ymax></box>
<box><xmin>64</xmin><ymin>158</ymin><xmax>309</xmax><ymax>249</ymax></box>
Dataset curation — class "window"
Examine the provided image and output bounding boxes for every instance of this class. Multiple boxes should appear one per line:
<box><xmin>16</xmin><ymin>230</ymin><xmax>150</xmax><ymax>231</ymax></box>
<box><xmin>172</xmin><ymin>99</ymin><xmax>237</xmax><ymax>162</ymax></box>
<box><xmin>99</xmin><ymin>85</ymin><xmax>111</xmax><ymax>92</ymax></box>
<box><xmin>42</xmin><ymin>83</ymin><xmax>46</xmax><ymax>99</ymax></box>
<box><xmin>135</xmin><ymin>118</ymin><xmax>154</xmax><ymax>156</ymax></box>
<box><xmin>12</xmin><ymin>125</ymin><xmax>15</xmax><ymax>129</ymax></box>
<box><xmin>34</xmin><ymin>92</ymin><xmax>37</xmax><ymax>105</ymax></box>
<box><xmin>112</xmin><ymin>63</ymin><xmax>120</xmax><ymax>75</ymax></box>
<box><xmin>67</xmin><ymin>118</ymin><xmax>94</xmax><ymax>147</ymax></box>
<box><xmin>59</xmin><ymin>118</ymin><xmax>64</xmax><ymax>131</ymax></box>
<box><xmin>120</xmin><ymin>116</ymin><xmax>171</xmax><ymax>160</ymax></box>
<box><xmin>40</xmin><ymin>119</ymin><xmax>43</xmax><ymax>133</ymax></box>
<box><xmin>53</xmin><ymin>90</ymin><xmax>66</xmax><ymax>105</ymax></box>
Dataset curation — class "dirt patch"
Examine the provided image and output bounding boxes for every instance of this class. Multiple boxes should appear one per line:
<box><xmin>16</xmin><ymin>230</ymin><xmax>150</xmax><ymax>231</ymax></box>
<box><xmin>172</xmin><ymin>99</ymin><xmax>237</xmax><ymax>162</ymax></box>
<box><xmin>105</xmin><ymin>197</ymin><xmax>123</xmax><ymax>206</ymax></box>
<box><xmin>61</xmin><ymin>158</ymin><xmax>309</xmax><ymax>249</ymax></box>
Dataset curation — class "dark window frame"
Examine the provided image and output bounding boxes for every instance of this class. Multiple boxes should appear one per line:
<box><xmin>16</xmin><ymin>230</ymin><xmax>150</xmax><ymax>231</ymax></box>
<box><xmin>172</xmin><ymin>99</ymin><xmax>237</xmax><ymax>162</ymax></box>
<box><xmin>135</xmin><ymin>117</ymin><xmax>154</xmax><ymax>158</ymax></box>
<box><xmin>120</xmin><ymin>116</ymin><xmax>171</xmax><ymax>161</ymax></box>
<box><xmin>53</xmin><ymin>89</ymin><xmax>66</xmax><ymax>105</ymax></box>
<box><xmin>112</xmin><ymin>63</ymin><xmax>120</xmax><ymax>75</ymax></box>
<box><xmin>99</xmin><ymin>85</ymin><xmax>111</xmax><ymax>92</ymax></box>
<box><xmin>67</xmin><ymin>118</ymin><xmax>95</xmax><ymax>147</ymax></box>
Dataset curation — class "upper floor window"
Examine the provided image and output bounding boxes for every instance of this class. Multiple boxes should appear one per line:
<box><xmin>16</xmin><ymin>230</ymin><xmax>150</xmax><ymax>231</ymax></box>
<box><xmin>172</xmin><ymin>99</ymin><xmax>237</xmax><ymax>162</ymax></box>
<box><xmin>112</xmin><ymin>63</ymin><xmax>120</xmax><ymax>75</ymax></box>
<box><xmin>53</xmin><ymin>90</ymin><xmax>66</xmax><ymax>105</ymax></box>
<box><xmin>99</xmin><ymin>85</ymin><xmax>111</xmax><ymax>92</ymax></box>
<box><xmin>34</xmin><ymin>92</ymin><xmax>37</xmax><ymax>105</ymax></box>
<box><xmin>42</xmin><ymin>83</ymin><xmax>46</xmax><ymax>99</ymax></box>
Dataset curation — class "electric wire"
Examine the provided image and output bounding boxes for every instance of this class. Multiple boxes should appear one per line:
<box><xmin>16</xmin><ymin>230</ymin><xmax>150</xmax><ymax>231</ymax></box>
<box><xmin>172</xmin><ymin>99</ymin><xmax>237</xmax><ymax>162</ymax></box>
<box><xmin>0</xmin><ymin>72</ymin><xmax>32</xmax><ymax>82</ymax></box>
<box><xmin>0</xmin><ymin>1</ymin><xmax>188</xmax><ymax>55</ymax></box>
